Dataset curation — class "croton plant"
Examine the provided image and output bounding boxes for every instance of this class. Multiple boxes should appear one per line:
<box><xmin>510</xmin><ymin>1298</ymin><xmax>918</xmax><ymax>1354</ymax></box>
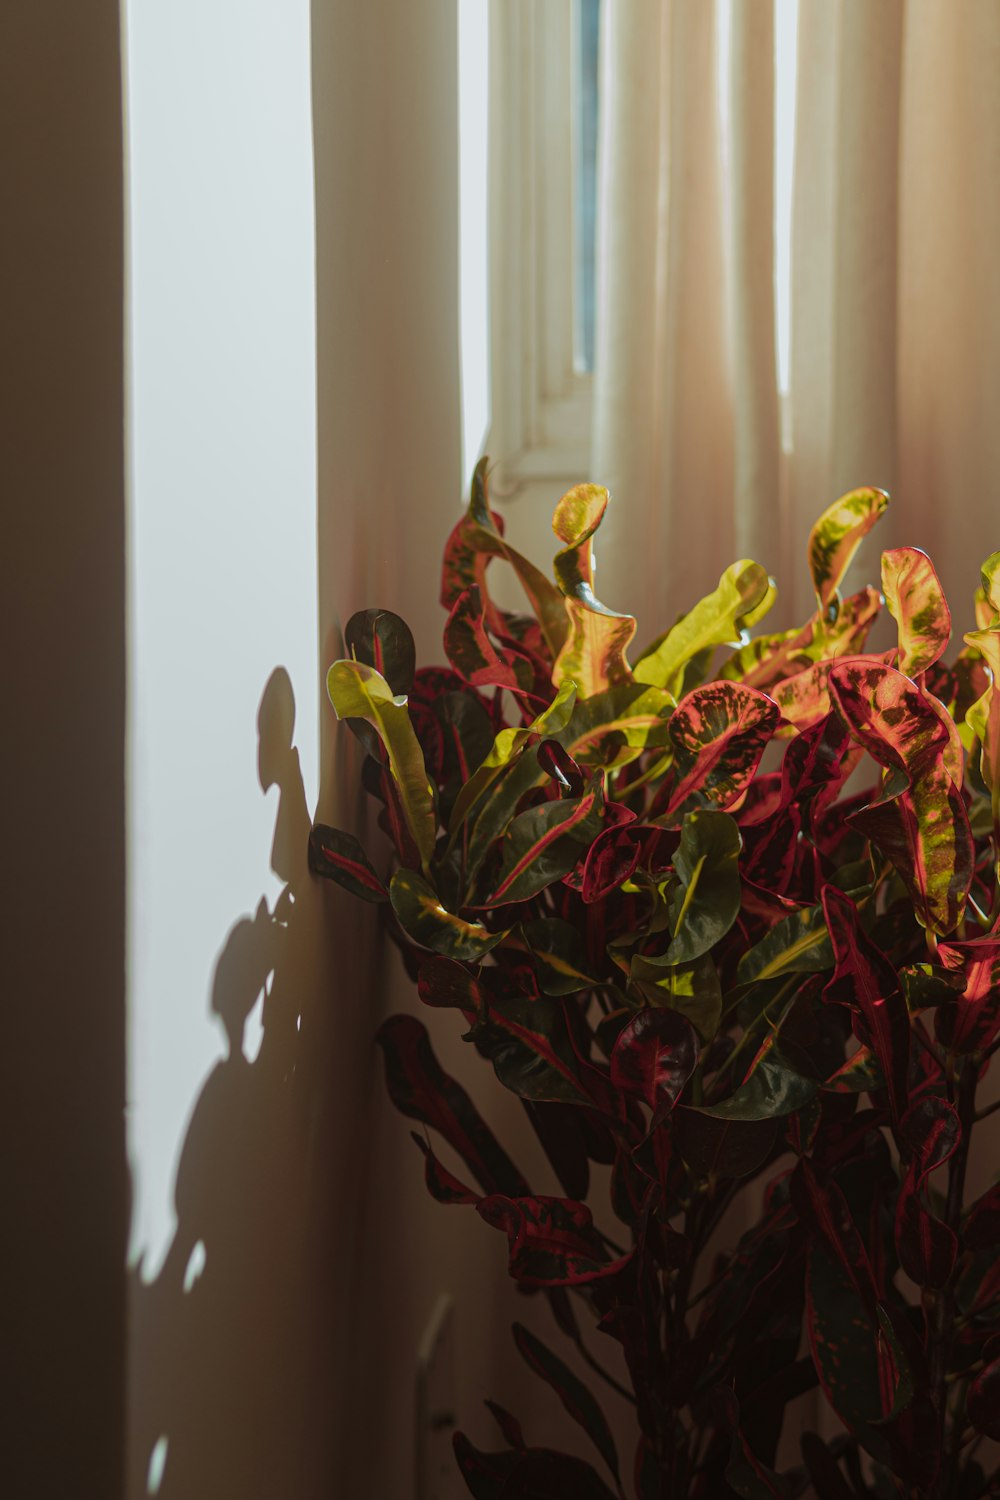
<box><xmin>311</xmin><ymin>460</ymin><xmax>1000</xmax><ymax>1499</ymax></box>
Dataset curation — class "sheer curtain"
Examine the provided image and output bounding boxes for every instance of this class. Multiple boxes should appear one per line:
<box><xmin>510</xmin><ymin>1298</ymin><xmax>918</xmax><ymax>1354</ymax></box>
<box><xmin>593</xmin><ymin>0</ymin><xmax>1000</xmax><ymax>635</ymax></box>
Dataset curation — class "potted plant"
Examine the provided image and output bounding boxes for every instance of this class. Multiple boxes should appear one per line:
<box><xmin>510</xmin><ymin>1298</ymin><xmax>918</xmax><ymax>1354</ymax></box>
<box><xmin>311</xmin><ymin>460</ymin><xmax>1000</xmax><ymax>1499</ymax></box>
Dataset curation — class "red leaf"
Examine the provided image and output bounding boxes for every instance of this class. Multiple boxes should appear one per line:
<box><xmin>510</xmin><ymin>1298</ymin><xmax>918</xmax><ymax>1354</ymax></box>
<box><xmin>581</xmin><ymin>823</ymin><xmax>643</xmax><ymax>904</ymax></box>
<box><xmin>894</xmin><ymin>1096</ymin><xmax>960</xmax><ymax>1290</ymax></box>
<box><xmin>791</xmin><ymin>1159</ymin><xmax>878</xmax><ymax>1317</ymax></box>
<box><xmin>410</xmin><ymin>1133</ymin><xmax>480</xmax><ymax>1205</ymax></box>
<box><xmin>444</xmin><ymin>584</ymin><xmax>537</xmax><ymax>693</ymax></box>
<box><xmin>934</xmin><ymin>936</ymin><xmax>1000</xmax><ymax>1053</ymax></box>
<box><xmin>376</xmin><ymin>1015</ymin><xmax>530</xmax><ymax>1198</ymax></box>
<box><xmin>821</xmin><ymin>886</ymin><xmax>910</xmax><ymax>1124</ymax></box>
<box><xmin>610</xmin><ymin>1009</ymin><xmax>698</xmax><ymax>1124</ymax></box>
<box><xmin>477</xmin><ymin>1194</ymin><xmax>634</xmax><ymax>1287</ymax></box>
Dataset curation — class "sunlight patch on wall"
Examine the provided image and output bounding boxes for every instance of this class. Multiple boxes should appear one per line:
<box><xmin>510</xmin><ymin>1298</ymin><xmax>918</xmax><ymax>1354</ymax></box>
<box><xmin>124</xmin><ymin>0</ymin><xmax>318</xmax><ymax>1279</ymax></box>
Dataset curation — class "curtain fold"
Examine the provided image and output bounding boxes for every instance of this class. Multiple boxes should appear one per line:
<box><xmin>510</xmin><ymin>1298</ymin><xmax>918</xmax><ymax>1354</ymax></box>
<box><xmin>593</xmin><ymin>0</ymin><xmax>734</xmax><ymax>635</ymax></box>
<box><xmin>593</xmin><ymin>0</ymin><xmax>999</xmax><ymax>636</ymax></box>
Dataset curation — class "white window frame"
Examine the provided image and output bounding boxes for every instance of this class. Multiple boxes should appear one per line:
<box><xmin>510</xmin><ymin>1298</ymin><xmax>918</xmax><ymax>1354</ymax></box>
<box><xmin>486</xmin><ymin>0</ymin><xmax>594</xmax><ymax>496</ymax></box>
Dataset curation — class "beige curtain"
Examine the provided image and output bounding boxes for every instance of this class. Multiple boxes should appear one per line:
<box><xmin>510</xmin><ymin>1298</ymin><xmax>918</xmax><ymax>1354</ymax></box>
<box><xmin>593</xmin><ymin>0</ymin><xmax>1000</xmax><ymax>637</ymax></box>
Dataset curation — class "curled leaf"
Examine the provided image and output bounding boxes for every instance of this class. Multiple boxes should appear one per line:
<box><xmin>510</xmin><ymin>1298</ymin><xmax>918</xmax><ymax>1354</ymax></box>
<box><xmin>551</xmin><ymin>484</ymin><xmax>636</xmax><ymax>698</ymax></box>
<box><xmin>478</xmin><ymin>1194</ymin><xmax>633</xmax><ymax>1287</ymax></box>
<box><xmin>443</xmin><ymin>584</ymin><xmax>536</xmax><ymax>693</ymax></box>
<box><xmin>808</xmin><ymin>487</ymin><xmax>890</xmax><ymax>613</ymax></box>
<box><xmin>442</xmin><ymin>457</ymin><xmax>569</xmax><ymax>657</ymax></box>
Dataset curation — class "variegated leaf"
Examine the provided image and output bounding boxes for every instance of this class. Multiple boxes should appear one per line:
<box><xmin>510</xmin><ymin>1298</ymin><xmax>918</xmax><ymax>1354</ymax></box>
<box><xmin>484</xmin><ymin>778</ymin><xmax>605</xmax><ymax>907</ymax></box>
<box><xmin>881</xmin><ymin>546</ymin><xmax>951</xmax><ymax>679</ymax></box>
<box><xmin>656</xmin><ymin>681</ymin><xmax>780</xmax><ymax>822</ymax></box>
<box><xmin>327</xmin><ymin>659</ymin><xmax>437</xmax><ymax>873</ymax></box>
<box><xmin>390</xmin><ymin>868</ymin><xmax>510</xmax><ymax>960</ymax></box>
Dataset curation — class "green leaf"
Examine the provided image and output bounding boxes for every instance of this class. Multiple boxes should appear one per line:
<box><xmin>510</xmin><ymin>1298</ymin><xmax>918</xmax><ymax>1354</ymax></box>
<box><xmin>674</xmin><ymin>1109</ymin><xmax>778</xmax><ymax>1180</ymax></box>
<box><xmin>558</xmin><ymin>680</ymin><xmax>674</xmax><ymax>770</ymax></box>
<box><xmin>327</xmin><ymin>659</ymin><xmax>437</xmax><ymax>873</ymax></box>
<box><xmin>521</xmin><ymin>918</ymin><xmax>599</xmax><ymax>995</ymax></box>
<box><xmin>875</xmin><ymin>1305</ymin><xmax>915</xmax><ymax>1422</ymax></box>
<box><xmin>807</xmin><ymin>487</ymin><xmax>890</xmax><ymax>613</ymax></box>
<box><xmin>881</xmin><ymin>547</ymin><xmax>951</xmax><ymax>679</ymax></box>
<box><xmin>551</xmin><ymin>484</ymin><xmax>637</xmax><ymax>698</ymax></box>
<box><xmin>664</xmin><ymin>809</ymin><xmax>742</xmax><ymax>964</ymax></box>
<box><xmin>736</xmin><ymin>903</ymin><xmax>833</xmax><ymax>985</ymax></box>
<box><xmin>634</xmin><ymin>559</ymin><xmax>775</xmax><ymax>695</ymax></box>
<box><xmin>441</xmin><ymin>457</ymin><xmax>569</xmax><ymax>658</ymax></box>
<box><xmin>447</xmin><ymin>679</ymin><xmax>577</xmax><ymax>842</ymax></box>
<box><xmin>389</xmin><ymin>868</ymin><xmax>510</xmax><ymax>960</ymax></box>
<box><xmin>459</xmin><ymin>748</ymin><xmax>546</xmax><ymax>897</ymax></box>
<box><xmin>631</xmin><ymin>950</ymin><xmax>723</xmax><ymax>1042</ymax></box>
<box><xmin>822</xmin><ymin>1046</ymin><xmax>884</xmax><ymax>1095</ymax></box>
<box><xmin>981</xmin><ymin>550</ymin><xmax>1000</xmax><ymax>617</ymax></box>
<box><xmin>695</xmin><ymin>1044</ymin><xmax>816</xmax><ymax>1121</ymax></box>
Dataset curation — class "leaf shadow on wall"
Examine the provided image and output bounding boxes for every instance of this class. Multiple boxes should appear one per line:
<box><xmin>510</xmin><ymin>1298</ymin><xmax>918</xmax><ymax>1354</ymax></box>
<box><xmin>128</xmin><ymin>666</ymin><xmax>370</xmax><ymax>1500</ymax></box>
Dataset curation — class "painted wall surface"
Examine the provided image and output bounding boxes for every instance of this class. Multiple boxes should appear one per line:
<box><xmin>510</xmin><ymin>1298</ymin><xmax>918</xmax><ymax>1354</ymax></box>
<box><xmin>124</xmin><ymin>2</ymin><xmax>334</xmax><ymax>1495</ymax></box>
<box><xmin>3</xmin><ymin>4</ymin><xmax>127</xmax><ymax>1495</ymax></box>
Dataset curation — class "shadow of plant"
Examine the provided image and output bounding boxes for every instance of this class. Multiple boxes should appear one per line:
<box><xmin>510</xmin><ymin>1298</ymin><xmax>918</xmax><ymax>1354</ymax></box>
<box><xmin>128</xmin><ymin>667</ymin><xmax>365</xmax><ymax>1500</ymax></box>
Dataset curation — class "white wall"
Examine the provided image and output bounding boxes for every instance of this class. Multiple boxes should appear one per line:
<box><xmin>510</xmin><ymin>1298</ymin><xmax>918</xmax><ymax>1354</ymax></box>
<box><xmin>125</xmin><ymin>0</ymin><xmax>317</xmax><ymax>1282</ymax></box>
<box><xmin>125</xmin><ymin>2</ymin><xmax>325</xmax><ymax>1495</ymax></box>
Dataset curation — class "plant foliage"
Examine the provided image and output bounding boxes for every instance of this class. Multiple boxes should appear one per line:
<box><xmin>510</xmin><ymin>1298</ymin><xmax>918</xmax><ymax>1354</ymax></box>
<box><xmin>313</xmin><ymin>460</ymin><xmax>1000</xmax><ymax>1498</ymax></box>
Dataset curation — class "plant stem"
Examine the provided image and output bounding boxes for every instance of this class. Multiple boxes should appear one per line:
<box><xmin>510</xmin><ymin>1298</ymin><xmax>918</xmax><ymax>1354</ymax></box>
<box><xmin>931</xmin><ymin>1056</ymin><xmax>978</xmax><ymax>1499</ymax></box>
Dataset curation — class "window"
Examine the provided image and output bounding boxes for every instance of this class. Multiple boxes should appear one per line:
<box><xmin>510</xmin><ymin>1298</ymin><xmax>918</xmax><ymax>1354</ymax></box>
<box><xmin>485</xmin><ymin>0</ymin><xmax>598</xmax><ymax>494</ymax></box>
